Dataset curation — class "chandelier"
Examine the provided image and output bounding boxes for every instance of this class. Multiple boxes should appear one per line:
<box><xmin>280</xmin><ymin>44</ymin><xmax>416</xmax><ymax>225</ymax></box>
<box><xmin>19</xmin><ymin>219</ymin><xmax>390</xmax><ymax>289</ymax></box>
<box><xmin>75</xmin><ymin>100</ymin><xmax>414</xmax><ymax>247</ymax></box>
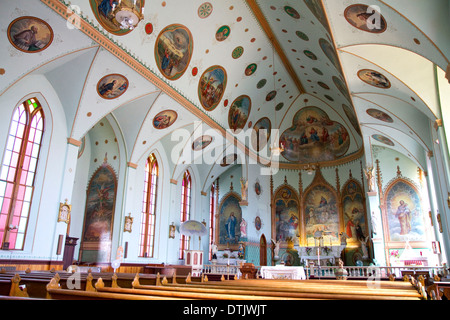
<box><xmin>112</xmin><ymin>0</ymin><xmax>144</xmax><ymax>30</ymax></box>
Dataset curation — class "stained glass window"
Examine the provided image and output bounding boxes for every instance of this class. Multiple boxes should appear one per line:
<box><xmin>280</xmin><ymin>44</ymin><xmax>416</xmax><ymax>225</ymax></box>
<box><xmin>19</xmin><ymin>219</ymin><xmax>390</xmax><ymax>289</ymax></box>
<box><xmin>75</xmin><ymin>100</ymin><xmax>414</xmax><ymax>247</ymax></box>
<box><xmin>179</xmin><ymin>171</ymin><xmax>191</xmax><ymax>259</ymax></box>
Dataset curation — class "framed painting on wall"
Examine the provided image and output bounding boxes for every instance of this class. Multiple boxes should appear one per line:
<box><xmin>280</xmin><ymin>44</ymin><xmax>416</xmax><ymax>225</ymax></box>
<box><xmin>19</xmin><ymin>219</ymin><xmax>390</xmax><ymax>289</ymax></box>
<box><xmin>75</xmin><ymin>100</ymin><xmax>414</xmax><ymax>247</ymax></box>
<box><xmin>216</xmin><ymin>192</ymin><xmax>243</xmax><ymax>250</ymax></box>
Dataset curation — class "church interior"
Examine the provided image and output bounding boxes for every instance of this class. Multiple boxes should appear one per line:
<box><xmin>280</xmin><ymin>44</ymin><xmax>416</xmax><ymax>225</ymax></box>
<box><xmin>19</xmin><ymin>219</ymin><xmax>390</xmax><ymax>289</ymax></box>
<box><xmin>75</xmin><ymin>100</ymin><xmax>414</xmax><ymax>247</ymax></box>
<box><xmin>0</xmin><ymin>0</ymin><xmax>450</xmax><ymax>301</ymax></box>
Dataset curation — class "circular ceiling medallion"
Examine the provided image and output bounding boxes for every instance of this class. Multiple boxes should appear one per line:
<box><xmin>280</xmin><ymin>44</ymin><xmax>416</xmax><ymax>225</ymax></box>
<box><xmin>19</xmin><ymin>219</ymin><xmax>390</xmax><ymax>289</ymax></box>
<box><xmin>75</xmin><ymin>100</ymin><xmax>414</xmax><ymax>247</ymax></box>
<box><xmin>275</xmin><ymin>102</ymin><xmax>284</xmax><ymax>111</ymax></box>
<box><xmin>344</xmin><ymin>4</ymin><xmax>387</xmax><ymax>34</ymax></box>
<box><xmin>153</xmin><ymin>110</ymin><xmax>178</xmax><ymax>129</ymax></box>
<box><xmin>367</xmin><ymin>109</ymin><xmax>394</xmax><ymax>123</ymax></box>
<box><xmin>358</xmin><ymin>69</ymin><xmax>391</xmax><ymax>89</ymax></box>
<box><xmin>155</xmin><ymin>24</ymin><xmax>193</xmax><ymax>81</ymax></box>
<box><xmin>97</xmin><ymin>74</ymin><xmax>128</xmax><ymax>99</ymax></box>
<box><xmin>304</xmin><ymin>50</ymin><xmax>317</xmax><ymax>60</ymax></box>
<box><xmin>232</xmin><ymin>46</ymin><xmax>244</xmax><ymax>59</ymax></box>
<box><xmin>257</xmin><ymin>79</ymin><xmax>267</xmax><ymax>89</ymax></box>
<box><xmin>145</xmin><ymin>23</ymin><xmax>153</xmax><ymax>35</ymax></box>
<box><xmin>252</xmin><ymin>117</ymin><xmax>272</xmax><ymax>151</ymax></box>
<box><xmin>229</xmin><ymin>95</ymin><xmax>251</xmax><ymax>133</ymax></box>
<box><xmin>245</xmin><ymin>63</ymin><xmax>257</xmax><ymax>76</ymax></box>
<box><xmin>198</xmin><ymin>65</ymin><xmax>227</xmax><ymax>111</ymax></box>
<box><xmin>295</xmin><ymin>30</ymin><xmax>309</xmax><ymax>41</ymax></box>
<box><xmin>198</xmin><ymin>2</ymin><xmax>213</xmax><ymax>18</ymax></box>
<box><xmin>8</xmin><ymin>16</ymin><xmax>53</xmax><ymax>53</ymax></box>
<box><xmin>372</xmin><ymin>134</ymin><xmax>394</xmax><ymax>146</ymax></box>
<box><xmin>90</xmin><ymin>0</ymin><xmax>143</xmax><ymax>36</ymax></box>
<box><xmin>266</xmin><ymin>90</ymin><xmax>277</xmax><ymax>101</ymax></box>
<box><xmin>220</xmin><ymin>154</ymin><xmax>238</xmax><ymax>167</ymax></box>
<box><xmin>216</xmin><ymin>25</ymin><xmax>230</xmax><ymax>42</ymax></box>
<box><xmin>284</xmin><ymin>6</ymin><xmax>300</xmax><ymax>19</ymax></box>
<box><xmin>192</xmin><ymin>135</ymin><xmax>213</xmax><ymax>151</ymax></box>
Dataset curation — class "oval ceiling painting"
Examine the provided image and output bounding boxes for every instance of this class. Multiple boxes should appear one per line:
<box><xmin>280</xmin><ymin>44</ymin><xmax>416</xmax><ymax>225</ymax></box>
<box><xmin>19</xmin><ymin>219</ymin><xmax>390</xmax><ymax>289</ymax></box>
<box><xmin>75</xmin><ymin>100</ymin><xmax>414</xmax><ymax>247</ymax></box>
<box><xmin>344</xmin><ymin>4</ymin><xmax>387</xmax><ymax>34</ymax></box>
<box><xmin>220</xmin><ymin>153</ymin><xmax>238</xmax><ymax>167</ymax></box>
<box><xmin>8</xmin><ymin>16</ymin><xmax>53</xmax><ymax>53</ymax></box>
<box><xmin>192</xmin><ymin>135</ymin><xmax>213</xmax><ymax>151</ymax></box>
<box><xmin>251</xmin><ymin>117</ymin><xmax>272</xmax><ymax>151</ymax></box>
<box><xmin>198</xmin><ymin>65</ymin><xmax>227</xmax><ymax>111</ymax></box>
<box><xmin>90</xmin><ymin>0</ymin><xmax>144</xmax><ymax>36</ymax></box>
<box><xmin>284</xmin><ymin>6</ymin><xmax>300</xmax><ymax>19</ymax></box>
<box><xmin>216</xmin><ymin>25</ymin><xmax>231</xmax><ymax>42</ymax></box>
<box><xmin>358</xmin><ymin>69</ymin><xmax>391</xmax><ymax>89</ymax></box>
<box><xmin>153</xmin><ymin>110</ymin><xmax>178</xmax><ymax>129</ymax></box>
<box><xmin>280</xmin><ymin>107</ymin><xmax>350</xmax><ymax>163</ymax></box>
<box><xmin>319</xmin><ymin>38</ymin><xmax>341</xmax><ymax>72</ymax></box>
<box><xmin>372</xmin><ymin>134</ymin><xmax>394</xmax><ymax>146</ymax></box>
<box><xmin>367</xmin><ymin>109</ymin><xmax>394</xmax><ymax>123</ymax></box>
<box><xmin>229</xmin><ymin>95</ymin><xmax>251</xmax><ymax>133</ymax></box>
<box><xmin>342</xmin><ymin>104</ymin><xmax>361</xmax><ymax>135</ymax></box>
<box><xmin>97</xmin><ymin>74</ymin><xmax>129</xmax><ymax>99</ymax></box>
<box><xmin>155</xmin><ymin>24</ymin><xmax>193</xmax><ymax>81</ymax></box>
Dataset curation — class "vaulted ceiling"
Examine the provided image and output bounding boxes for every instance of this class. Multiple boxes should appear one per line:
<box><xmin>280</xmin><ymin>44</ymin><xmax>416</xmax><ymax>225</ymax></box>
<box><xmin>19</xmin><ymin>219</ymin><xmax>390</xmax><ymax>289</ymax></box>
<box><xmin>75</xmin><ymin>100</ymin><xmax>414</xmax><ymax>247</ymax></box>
<box><xmin>2</xmin><ymin>0</ymin><xmax>449</xmax><ymax>189</ymax></box>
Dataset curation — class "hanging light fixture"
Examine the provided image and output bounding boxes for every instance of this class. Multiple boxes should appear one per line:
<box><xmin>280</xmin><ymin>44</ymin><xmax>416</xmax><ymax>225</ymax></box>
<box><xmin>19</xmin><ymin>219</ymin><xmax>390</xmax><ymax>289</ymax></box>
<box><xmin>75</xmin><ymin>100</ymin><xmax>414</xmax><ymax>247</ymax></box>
<box><xmin>111</xmin><ymin>0</ymin><xmax>144</xmax><ymax>30</ymax></box>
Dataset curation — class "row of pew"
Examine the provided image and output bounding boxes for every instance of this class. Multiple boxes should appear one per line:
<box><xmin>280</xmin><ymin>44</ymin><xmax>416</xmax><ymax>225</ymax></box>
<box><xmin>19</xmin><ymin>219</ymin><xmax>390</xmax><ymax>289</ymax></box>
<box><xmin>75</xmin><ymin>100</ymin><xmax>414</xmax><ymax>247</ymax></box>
<box><xmin>0</xmin><ymin>270</ymin><xmax>428</xmax><ymax>300</ymax></box>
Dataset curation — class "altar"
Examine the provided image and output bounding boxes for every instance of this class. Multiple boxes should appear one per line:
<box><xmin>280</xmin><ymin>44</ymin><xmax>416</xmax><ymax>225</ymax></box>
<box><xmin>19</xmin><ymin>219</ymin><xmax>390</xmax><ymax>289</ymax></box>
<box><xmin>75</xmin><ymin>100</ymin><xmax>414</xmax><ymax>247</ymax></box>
<box><xmin>260</xmin><ymin>266</ymin><xmax>306</xmax><ymax>280</ymax></box>
<box><xmin>298</xmin><ymin>245</ymin><xmax>344</xmax><ymax>266</ymax></box>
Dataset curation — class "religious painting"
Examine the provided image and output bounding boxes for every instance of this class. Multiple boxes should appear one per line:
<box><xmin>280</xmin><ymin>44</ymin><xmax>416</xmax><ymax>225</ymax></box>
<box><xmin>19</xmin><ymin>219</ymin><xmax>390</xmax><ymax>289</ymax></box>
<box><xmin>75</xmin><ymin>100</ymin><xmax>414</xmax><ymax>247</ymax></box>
<box><xmin>275</xmin><ymin>102</ymin><xmax>284</xmax><ymax>111</ymax></box>
<box><xmin>58</xmin><ymin>200</ymin><xmax>71</xmax><ymax>224</ymax></box>
<box><xmin>342</xmin><ymin>104</ymin><xmax>362</xmax><ymax>135</ymax></box>
<box><xmin>192</xmin><ymin>135</ymin><xmax>213</xmax><ymax>151</ymax></box>
<box><xmin>372</xmin><ymin>134</ymin><xmax>394</xmax><ymax>146</ymax></box>
<box><xmin>304</xmin><ymin>50</ymin><xmax>317</xmax><ymax>60</ymax></box>
<box><xmin>153</xmin><ymin>110</ymin><xmax>177</xmax><ymax>129</ymax></box>
<box><xmin>344</xmin><ymin>4</ymin><xmax>387</xmax><ymax>34</ymax></box>
<box><xmin>304</xmin><ymin>0</ymin><xmax>331</xmax><ymax>32</ymax></box>
<box><xmin>216</xmin><ymin>25</ymin><xmax>231</xmax><ymax>42</ymax></box>
<box><xmin>273</xmin><ymin>186</ymin><xmax>300</xmax><ymax>243</ymax></box>
<box><xmin>254</xmin><ymin>180</ymin><xmax>262</xmax><ymax>196</ymax></box>
<box><xmin>8</xmin><ymin>16</ymin><xmax>53</xmax><ymax>53</ymax></box>
<box><xmin>217</xmin><ymin>193</ymin><xmax>242</xmax><ymax>249</ymax></box>
<box><xmin>228</xmin><ymin>95</ymin><xmax>251</xmax><ymax>133</ymax></box>
<box><xmin>155</xmin><ymin>24</ymin><xmax>193</xmax><ymax>81</ymax></box>
<box><xmin>245</xmin><ymin>63</ymin><xmax>257</xmax><ymax>76</ymax></box>
<box><xmin>333</xmin><ymin>76</ymin><xmax>351</xmax><ymax>101</ymax></box>
<box><xmin>295</xmin><ymin>30</ymin><xmax>309</xmax><ymax>41</ymax></box>
<box><xmin>304</xmin><ymin>184</ymin><xmax>339</xmax><ymax>246</ymax></box>
<box><xmin>255</xmin><ymin>216</ymin><xmax>262</xmax><ymax>231</ymax></box>
<box><xmin>319</xmin><ymin>38</ymin><xmax>342</xmax><ymax>73</ymax></box>
<box><xmin>384</xmin><ymin>179</ymin><xmax>425</xmax><ymax>242</ymax></box>
<box><xmin>256</xmin><ymin>79</ymin><xmax>267</xmax><ymax>89</ymax></box>
<box><xmin>366</xmin><ymin>109</ymin><xmax>394</xmax><ymax>123</ymax></box>
<box><xmin>80</xmin><ymin>163</ymin><xmax>117</xmax><ymax>263</ymax></box>
<box><xmin>358</xmin><ymin>69</ymin><xmax>391</xmax><ymax>89</ymax></box>
<box><xmin>265</xmin><ymin>91</ymin><xmax>277</xmax><ymax>102</ymax></box>
<box><xmin>251</xmin><ymin>117</ymin><xmax>271</xmax><ymax>151</ymax></box>
<box><xmin>280</xmin><ymin>107</ymin><xmax>350</xmax><ymax>163</ymax></box>
<box><xmin>198</xmin><ymin>65</ymin><xmax>227</xmax><ymax>111</ymax></box>
<box><xmin>97</xmin><ymin>74</ymin><xmax>128</xmax><ymax>99</ymax></box>
<box><xmin>342</xmin><ymin>179</ymin><xmax>368</xmax><ymax>245</ymax></box>
<box><xmin>220</xmin><ymin>153</ymin><xmax>237</xmax><ymax>167</ymax></box>
<box><xmin>284</xmin><ymin>6</ymin><xmax>300</xmax><ymax>19</ymax></box>
<box><xmin>90</xmin><ymin>0</ymin><xmax>144</xmax><ymax>36</ymax></box>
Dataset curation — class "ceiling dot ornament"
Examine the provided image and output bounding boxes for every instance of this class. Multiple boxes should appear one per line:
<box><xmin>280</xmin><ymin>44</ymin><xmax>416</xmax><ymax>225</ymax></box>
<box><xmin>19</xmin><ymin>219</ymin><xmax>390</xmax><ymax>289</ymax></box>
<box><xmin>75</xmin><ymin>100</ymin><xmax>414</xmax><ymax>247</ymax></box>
<box><xmin>284</xmin><ymin>6</ymin><xmax>300</xmax><ymax>19</ymax></box>
<box><xmin>357</xmin><ymin>69</ymin><xmax>391</xmax><ymax>89</ymax></box>
<box><xmin>344</xmin><ymin>4</ymin><xmax>387</xmax><ymax>34</ymax></box>
<box><xmin>232</xmin><ymin>46</ymin><xmax>244</xmax><ymax>59</ymax></box>
<box><xmin>145</xmin><ymin>23</ymin><xmax>153</xmax><ymax>35</ymax></box>
<box><xmin>198</xmin><ymin>65</ymin><xmax>227</xmax><ymax>112</ymax></box>
<box><xmin>155</xmin><ymin>24</ymin><xmax>193</xmax><ymax>81</ymax></box>
<box><xmin>192</xmin><ymin>67</ymin><xmax>198</xmax><ymax>76</ymax></box>
<box><xmin>198</xmin><ymin>2</ymin><xmax>213</xmax><ymax>18</ymax></box>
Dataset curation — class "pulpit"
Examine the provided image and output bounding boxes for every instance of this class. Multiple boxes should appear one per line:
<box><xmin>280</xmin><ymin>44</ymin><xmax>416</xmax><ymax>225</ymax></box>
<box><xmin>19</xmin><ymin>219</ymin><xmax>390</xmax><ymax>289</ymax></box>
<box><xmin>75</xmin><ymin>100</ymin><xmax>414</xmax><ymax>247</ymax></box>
<box><xmin>184</xmin><ymin>250</ymin><xmax>203</xmax><ymax>276</ymax></box>
<box><xmin>240</xmin><ymin>263</ymin><xmax>258</xmax><ymax>279</ymax></box>
<box><xmin>63</xmin><ymin>237</ymin><xmax>78</xmax><ymax>270</ymax></box>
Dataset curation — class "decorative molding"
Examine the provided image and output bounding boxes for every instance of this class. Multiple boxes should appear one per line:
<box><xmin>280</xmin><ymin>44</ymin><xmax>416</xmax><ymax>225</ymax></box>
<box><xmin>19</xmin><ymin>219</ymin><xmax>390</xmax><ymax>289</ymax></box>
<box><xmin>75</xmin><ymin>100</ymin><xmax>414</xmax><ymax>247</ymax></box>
<box><xmin>67</xmin><ymin>138</ymin><xmax>82</xmax><ymax>147</ymax></box>
<box><xmin>127</xmin><ymin>162</ymin><xmax>138</xmax><ymax>169</ymax></box>
<box><xmin>170</xmin><ymin>179</ymin><xmax>178</xmax><ymax>185</ymax></box>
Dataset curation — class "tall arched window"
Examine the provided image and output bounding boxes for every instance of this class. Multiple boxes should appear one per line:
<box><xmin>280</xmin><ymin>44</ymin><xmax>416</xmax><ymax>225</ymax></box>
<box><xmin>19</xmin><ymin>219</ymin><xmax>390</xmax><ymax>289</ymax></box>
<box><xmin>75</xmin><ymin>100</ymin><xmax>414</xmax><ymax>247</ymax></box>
<box><xmin>139</xmin><ymin>154</ymin><xmax>158</xmax><ymax>258</ymax></box>
<box><xmin>0</xmin><ymin>98</ymin><xmax>44</xmax><ymax>250</ymax></box>
<box><xmin>209</xmin><ymin>182</ymin><xmax>215</xmax><ymax>260</ymax></box>
<box><xmin>179</xmin><ymin>170</ymin><xmax>191</xmax><ymax>259</ymax></box>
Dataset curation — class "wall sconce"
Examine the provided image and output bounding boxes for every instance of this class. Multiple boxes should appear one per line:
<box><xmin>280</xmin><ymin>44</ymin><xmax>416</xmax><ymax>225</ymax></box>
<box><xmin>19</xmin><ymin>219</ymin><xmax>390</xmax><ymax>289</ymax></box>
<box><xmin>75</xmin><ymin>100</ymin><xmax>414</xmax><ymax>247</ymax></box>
<box><xmin>169</xmin><ymin>222</ymin><xmax>176</xmax><ymax>239</ymax></box>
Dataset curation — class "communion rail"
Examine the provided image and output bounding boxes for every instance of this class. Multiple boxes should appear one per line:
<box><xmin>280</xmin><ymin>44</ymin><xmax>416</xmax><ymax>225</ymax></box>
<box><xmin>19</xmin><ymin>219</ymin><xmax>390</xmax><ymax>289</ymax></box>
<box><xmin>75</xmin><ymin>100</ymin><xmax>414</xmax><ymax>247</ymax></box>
<box><xmin>203</xmin><ymin>264</ymin><xmax>446</xmax><ymax>280</ymax></box>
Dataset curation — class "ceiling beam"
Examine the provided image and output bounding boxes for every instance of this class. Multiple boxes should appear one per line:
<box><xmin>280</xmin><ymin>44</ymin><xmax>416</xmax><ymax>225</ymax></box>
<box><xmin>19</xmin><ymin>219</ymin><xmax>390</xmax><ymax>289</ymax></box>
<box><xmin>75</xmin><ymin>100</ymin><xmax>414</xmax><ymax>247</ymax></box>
<box><xmin>245</xmin><ymin>0</ymin><xmax>306</xmax><ymax>94</ymax></box>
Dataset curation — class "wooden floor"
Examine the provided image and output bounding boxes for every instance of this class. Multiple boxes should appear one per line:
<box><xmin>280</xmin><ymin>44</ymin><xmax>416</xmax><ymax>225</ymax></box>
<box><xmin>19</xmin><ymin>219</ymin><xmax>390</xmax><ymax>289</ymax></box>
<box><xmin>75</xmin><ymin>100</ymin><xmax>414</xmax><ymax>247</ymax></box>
<box><xmin>0</xmin><ymin>270</ymin><xmax>425</xmax><ymax>301</ymax></box>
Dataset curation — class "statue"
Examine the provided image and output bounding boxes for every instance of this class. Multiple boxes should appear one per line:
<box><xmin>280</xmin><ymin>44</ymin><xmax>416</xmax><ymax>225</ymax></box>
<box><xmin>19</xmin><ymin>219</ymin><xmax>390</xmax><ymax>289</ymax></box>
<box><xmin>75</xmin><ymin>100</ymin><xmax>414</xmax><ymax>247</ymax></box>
<box><xmin>271</xmin><ymin>239</ymin><xmax>281</xmax><ymax>259</ymax></box>
<box><xmin>240</xmin><ymin>178</ymin><xmax>248</xmax><ymax>201</ymax></box>
<box><xmin>360</xmin><ymin>235</ymin><xmax>370</xmax><ymax>259</ymax></box>
<box><xmin>364</xmin><ymin>166</ymin><xmax>375</xmax><ymax>192</ymax></box>
<box><xmin>240</xmin><ymin>218</ymin><xmax>247</xmax><ymax>239</ymax></box>
<box><xmin>211</xmin><ymin>243</ymin><xmax>218</xmax><ymax>260</ymax></box>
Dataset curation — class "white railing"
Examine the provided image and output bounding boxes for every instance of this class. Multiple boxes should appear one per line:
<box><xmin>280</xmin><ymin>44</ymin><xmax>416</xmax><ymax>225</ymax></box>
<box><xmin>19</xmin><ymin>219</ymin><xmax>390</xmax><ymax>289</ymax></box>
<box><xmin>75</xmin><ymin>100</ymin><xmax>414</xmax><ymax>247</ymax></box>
<box><xmin>202</xmin><ymin>264</ymin><xmax>446</xmax><ymax>280</ymax></box>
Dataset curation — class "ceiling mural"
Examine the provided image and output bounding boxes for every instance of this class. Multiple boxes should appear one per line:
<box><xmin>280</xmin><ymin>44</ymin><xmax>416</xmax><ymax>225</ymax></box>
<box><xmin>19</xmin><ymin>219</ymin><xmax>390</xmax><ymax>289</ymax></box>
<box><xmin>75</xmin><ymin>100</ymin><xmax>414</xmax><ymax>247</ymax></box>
<box><xmin>3</xmin><ymin>0</ymin><xmax>448</xmax><ymax>186</ymax></box>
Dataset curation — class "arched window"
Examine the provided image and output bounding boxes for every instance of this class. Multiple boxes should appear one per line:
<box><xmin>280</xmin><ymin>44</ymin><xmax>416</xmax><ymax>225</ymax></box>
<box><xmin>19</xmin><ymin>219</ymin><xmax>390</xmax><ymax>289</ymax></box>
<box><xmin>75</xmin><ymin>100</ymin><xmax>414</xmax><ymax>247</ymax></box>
<box><xmin>209</xmin><ymin>182</ymin><xmax>215</xmax><ymax>260</ymax></box>
<box><xmin>0</xmin><ymin>98</ymin><xmax>44</xmax><ymax>250</ymax></box>
<box><xmin>139</xmin><ymin>154</ymin><xmax>158</xmax><ymax>257</ymax></box>
<box><xmin>179</xmin><ymin>170</ymin><xmax>191</xmax><ymax>259</ymax></box>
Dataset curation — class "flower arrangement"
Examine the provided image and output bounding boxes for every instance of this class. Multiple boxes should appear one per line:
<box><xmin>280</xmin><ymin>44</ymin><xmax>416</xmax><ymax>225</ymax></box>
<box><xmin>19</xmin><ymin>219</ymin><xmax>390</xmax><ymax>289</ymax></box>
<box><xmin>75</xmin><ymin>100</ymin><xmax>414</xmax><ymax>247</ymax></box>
<box><xmin>390</xmin><ymin>250</ymin><xmax>400</xmax><ymax>259</ymax></box>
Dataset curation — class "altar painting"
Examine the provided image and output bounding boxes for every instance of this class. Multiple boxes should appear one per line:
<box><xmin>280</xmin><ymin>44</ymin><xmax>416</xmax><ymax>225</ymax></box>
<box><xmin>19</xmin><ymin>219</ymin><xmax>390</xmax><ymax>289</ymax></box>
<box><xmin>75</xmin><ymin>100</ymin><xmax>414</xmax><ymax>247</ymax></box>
<box><xmin>385</xmin><ymin>180</ymin><xmax>425</xmax><ymax>242</ymax></box>
<box><xmin>342</xmin><ymin>180</ymin><xmax>368</xmax><ymax>244</ymax></box>
<box><xmin>80</xmin><ymin>163</ymin><xmax>117</xmax><ymax>262</ymax></box>
<box><xmin>217</xmin><ymin>193</ymin><xmax>242</xmax><ymax>249</ymax></box>
<box><xmin>274</xmin><ymin>187</ymin><xmax>299</xmax><ymax>242</ymax></box>
<box><xmin>280</xmin><ymin>107</ymin><xmax>350</xmax><ymax>163</ymax></box>
<box><xmin>304</xmin><ymin>185</ymin><xmax>339</xmax><ymax>246</ymax></box>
